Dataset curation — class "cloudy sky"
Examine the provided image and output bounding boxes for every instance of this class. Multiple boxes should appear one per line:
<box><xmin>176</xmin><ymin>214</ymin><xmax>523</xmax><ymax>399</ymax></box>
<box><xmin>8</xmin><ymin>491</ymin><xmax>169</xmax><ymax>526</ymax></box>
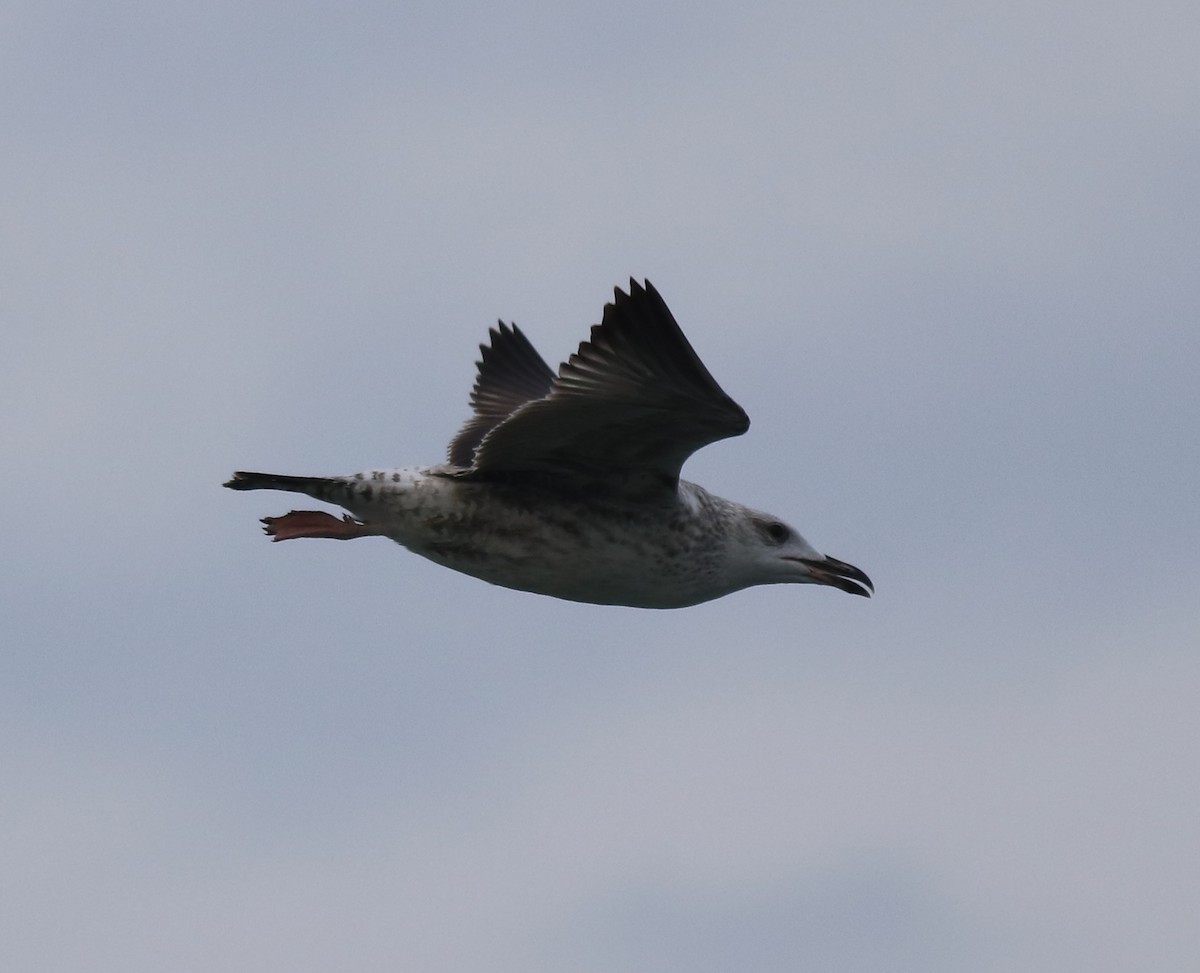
<box><xmin>4</xmin><ymin>1</ymin><xmax>1198</xmax><ymax>970</ymax></box>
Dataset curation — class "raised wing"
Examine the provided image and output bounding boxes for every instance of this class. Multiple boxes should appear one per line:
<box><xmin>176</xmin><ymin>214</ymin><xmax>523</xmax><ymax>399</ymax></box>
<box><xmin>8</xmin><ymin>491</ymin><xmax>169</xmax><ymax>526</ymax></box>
<box><xmin>464</xmin><ymin>279</ymin><xmax>749</xmax><ymax>493</ymax></box>
<box><xmin>447</xmin><ymin>321</ymin><xmax>557</xmax><ymax>467</ymax></box>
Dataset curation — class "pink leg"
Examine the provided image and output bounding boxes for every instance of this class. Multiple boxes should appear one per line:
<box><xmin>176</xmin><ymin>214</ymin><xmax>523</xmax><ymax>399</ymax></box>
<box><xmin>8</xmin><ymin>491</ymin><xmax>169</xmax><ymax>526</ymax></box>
<box><xmin>261</xmin><ymin>510</ymin><xmax>377</xmax><ymax>542</ymax></box>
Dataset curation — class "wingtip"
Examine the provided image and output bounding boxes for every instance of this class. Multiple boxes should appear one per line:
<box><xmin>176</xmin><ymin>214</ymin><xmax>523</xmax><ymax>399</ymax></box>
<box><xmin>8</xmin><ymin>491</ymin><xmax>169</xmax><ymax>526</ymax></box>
<box><xmin>484</xmin><ymin>319</ymin><xmax>513</xmax><ymax>345</ymax></box>
<box><xmin>620</xmin><ymin>277</ymin><xmax>654</xmax><ymax>299</ymax></box>
<box><xmin>607</xmin><ymin>279</ymin><xmax>663</xmax><ymax>322</ymax></box>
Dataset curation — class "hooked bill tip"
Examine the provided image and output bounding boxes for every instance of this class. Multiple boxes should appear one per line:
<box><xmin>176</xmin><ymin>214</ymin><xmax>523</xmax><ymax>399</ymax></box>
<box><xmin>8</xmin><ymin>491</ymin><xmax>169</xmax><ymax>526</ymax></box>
<box><xmin>799</xmin><ymin>555</ymin><xmax>874</xmax><ymax>598</ymax></box>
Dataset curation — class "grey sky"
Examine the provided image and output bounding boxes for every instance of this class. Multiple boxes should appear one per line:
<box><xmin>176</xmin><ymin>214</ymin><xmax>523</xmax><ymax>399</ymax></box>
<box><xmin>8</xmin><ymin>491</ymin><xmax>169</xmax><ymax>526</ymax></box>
<box><xmin>4</xmin><ymin>1</ymin><xmax>1199</xmax><ymax>971</ymax></box>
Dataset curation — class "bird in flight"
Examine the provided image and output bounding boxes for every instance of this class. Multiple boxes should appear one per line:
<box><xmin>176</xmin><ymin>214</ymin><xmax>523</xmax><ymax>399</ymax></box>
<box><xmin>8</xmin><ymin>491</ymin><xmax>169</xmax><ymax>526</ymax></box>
<box><xmin>225</xmin><ymin>279</ymin><xmax>872</xmax><ymax>607</ymax></box>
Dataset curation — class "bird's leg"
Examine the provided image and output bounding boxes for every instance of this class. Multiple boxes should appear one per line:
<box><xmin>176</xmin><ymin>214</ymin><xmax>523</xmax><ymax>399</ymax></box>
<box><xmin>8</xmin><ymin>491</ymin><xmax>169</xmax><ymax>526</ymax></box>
<box><xmin>261</xmin><ymin>510</ymin><xmax>377</xmax><ymax>542</ymax></box>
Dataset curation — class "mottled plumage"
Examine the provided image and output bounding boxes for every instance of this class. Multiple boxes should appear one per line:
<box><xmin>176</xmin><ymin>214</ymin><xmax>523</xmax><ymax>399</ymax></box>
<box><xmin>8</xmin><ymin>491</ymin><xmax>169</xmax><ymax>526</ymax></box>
<box><xmin>225</xmin><ymin>279</ymin><xmax>872</xmax><ymax>607</ymax></box>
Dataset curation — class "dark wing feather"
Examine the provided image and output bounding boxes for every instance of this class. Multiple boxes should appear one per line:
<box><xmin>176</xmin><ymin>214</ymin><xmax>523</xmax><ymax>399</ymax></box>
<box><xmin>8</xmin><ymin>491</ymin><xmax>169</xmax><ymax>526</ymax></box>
<box><xmin>466</xmin><ymin>279</ymin><xmax>749</xmax><ymax>492</ymax></box>
<box><xmin>447</xmin><ymin>322</ymin><xmax>556</xmax><ymax>467</ymax></box>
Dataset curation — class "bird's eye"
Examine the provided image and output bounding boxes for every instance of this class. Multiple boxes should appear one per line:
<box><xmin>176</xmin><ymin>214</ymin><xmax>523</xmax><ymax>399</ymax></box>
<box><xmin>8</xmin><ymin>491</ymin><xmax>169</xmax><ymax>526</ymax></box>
<box><xmin>759</xmin><ymin>521</ymin><xmax>791</xmax><ymax>544</ymax></box>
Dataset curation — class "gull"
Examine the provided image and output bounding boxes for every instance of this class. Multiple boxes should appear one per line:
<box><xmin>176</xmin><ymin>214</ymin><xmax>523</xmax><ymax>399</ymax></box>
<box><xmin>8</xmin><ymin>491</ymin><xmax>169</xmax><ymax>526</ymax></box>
<box><xmin>224</xmin><ymin>280</ymin><xmax>872</xmax><ymax>607</ymax></box>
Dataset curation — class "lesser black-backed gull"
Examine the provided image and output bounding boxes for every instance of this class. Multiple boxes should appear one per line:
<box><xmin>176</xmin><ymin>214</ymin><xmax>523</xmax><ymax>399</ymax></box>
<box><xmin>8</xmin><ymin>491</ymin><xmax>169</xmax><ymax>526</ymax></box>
<box><xmin>225</xmin><ymin>280</ymin><xmax>872</xmax><ymax>607</ymax></box>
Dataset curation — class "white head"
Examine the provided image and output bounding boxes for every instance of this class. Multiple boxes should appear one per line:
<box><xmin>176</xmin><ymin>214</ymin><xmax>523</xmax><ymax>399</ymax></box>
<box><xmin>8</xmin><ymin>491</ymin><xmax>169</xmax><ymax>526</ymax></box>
<box><xmin>722</xmin><ymin>505</ymin><xmax>874</xmax><ymax>598</ymax></box>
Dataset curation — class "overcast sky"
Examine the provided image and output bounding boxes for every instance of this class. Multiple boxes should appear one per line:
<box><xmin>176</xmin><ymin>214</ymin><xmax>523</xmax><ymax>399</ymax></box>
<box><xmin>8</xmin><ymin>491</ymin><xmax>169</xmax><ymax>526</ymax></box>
<box><xmin>4</xmin><ymin>1</ymin><xmax>1199</xmax><ymax>971</ymax></box>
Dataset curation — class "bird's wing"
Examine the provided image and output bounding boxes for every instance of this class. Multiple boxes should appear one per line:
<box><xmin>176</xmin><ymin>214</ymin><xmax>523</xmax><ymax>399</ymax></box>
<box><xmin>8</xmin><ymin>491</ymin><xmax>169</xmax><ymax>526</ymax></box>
<box><xmin>447</xmin><ymin>322</ymin><xmax>557</xmax><ymax>467</ymax></box>
<box><xmin>465</xmin><ymin>279</ymin><xmax>749</xmax><ymax>492</ymax></box>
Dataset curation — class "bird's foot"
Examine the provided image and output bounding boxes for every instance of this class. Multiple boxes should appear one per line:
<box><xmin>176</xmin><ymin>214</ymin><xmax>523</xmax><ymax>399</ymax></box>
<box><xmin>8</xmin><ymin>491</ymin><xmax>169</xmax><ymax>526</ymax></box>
<box><xmin>261</xmin><ymin>510</ymin><xmax>371</xmax><ymax>541</ymax></box>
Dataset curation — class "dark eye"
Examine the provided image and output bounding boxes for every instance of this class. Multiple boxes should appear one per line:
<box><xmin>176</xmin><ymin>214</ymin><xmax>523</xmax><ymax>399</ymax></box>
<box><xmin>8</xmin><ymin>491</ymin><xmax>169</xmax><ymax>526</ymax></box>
<box><xmin>760</xmin><ymin>521</ymin><xmax>791</xmax><ymax>544</ymax></box>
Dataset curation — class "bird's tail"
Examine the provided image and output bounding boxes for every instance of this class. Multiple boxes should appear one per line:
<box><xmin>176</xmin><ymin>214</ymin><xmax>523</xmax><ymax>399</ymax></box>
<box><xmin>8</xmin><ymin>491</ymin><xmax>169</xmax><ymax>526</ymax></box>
<box><xmin>223</xmin><ymin>471</ymin><xmax>353</xmax><ymax>505</ymax></box>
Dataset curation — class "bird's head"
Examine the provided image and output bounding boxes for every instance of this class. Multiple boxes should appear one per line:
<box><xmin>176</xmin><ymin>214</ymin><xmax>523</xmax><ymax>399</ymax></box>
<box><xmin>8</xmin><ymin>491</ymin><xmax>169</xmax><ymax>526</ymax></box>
<box><xmin>725</xmin><ymin>507</ymin><xmax>873</xmax><ymax>597</ymax></box>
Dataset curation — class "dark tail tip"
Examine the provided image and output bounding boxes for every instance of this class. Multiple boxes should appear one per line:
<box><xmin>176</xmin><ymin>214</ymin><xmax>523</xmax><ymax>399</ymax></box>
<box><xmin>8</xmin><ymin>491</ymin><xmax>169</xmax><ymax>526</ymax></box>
<box><xmin>224</xmin><ymin>471</ymin><xmax>261</xmax><ymax>490</ymax></box>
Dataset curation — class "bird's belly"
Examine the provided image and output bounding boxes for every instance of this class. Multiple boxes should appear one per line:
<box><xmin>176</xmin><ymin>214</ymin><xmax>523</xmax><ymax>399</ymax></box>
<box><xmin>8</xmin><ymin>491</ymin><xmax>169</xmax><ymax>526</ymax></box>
<box><xmin>419</xmin><ymin>543</ymin><xmax>718</xmax><ymax>608</ymax></box>
<box><xmin>390</xmin><ymin>496</ymin><xmax>725</xmax><ymax>608</ymax></box>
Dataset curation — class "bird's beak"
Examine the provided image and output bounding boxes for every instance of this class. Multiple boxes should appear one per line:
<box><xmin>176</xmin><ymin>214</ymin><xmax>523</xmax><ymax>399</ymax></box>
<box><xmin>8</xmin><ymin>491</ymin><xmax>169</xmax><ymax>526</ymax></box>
<box><xmin>795</xmin><ymin>555</ymin><xmax>874</xmax><ymax>597</ymax></box>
